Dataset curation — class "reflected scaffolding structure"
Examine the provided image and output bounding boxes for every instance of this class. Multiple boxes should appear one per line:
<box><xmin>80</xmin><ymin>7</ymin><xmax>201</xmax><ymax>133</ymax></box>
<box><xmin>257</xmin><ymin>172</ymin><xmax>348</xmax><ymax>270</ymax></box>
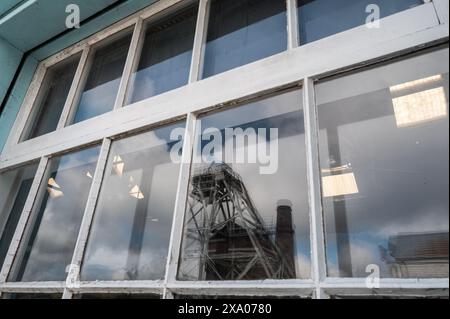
<box><xmin>180</xmin><ymin>163</ymin><xmax>296</xmax><ymax>281</ymax></box>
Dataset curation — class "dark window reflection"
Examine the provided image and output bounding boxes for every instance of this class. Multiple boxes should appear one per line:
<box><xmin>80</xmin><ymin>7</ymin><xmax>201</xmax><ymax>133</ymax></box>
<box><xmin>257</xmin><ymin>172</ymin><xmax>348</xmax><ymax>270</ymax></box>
<box><xmin>24</xmin><ymin>54</ymin><xmax>80</xmax><ymax>140</ymax></box>
<box><xmin>0</xmin><ymin>163</ymin><xmax>38</xmax><ymax>269</ymax></box>
<box><xmin>316</xmin><ymin>48</ymin><xmax>449</xmax><ymax>278</ymax></box>
<box><xmin>178</xmin><ymin>90</ymin><xmax>311</xmax><ymax>281</ymax></box>
<box><xmin>81</xmin><ymin>123</ymin><xmax>185</xmax><ymax>281</ymax></box>
<box><xmin>298</xmin><ymin>0</ymin><xmax>422</xmax><ymax>44</ymax></box>
<box><xmin>202</xmin><ymin>0</ymin><xmax>287</xmax><ymax>78</ymax></box>
<box><xmin>9</xmin><ymin>146</ymin><xmax>100</xmax><ymax>282</ymax></box>
<box><xmin>71</xmin><ymin>32</ymin><xmax>132</xmax><ymax>124</ymax></box>
<box><xmin>125</xmin><ymin>4</ymin><xmax>198</xmax><ymax>104</ymax></box>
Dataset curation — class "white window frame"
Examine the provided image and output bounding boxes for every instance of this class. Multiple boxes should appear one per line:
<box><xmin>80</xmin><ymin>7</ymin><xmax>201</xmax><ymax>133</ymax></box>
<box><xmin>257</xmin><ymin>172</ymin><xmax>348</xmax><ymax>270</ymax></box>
<box><xmin>0</xmin><ymin>0</ymin><xmax>448</xmax><ymax>299</ymax></box>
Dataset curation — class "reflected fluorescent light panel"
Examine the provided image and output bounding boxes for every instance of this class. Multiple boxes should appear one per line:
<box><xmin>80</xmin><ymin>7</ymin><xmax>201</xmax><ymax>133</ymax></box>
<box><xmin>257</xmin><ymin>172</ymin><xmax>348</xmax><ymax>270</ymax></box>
<box><xmin>322</xmin><ymin>173</ymin><xmax>359</xmax><ymax>197</ymax></box>
<box><xmin>129</xmin><ymin>185</ymin><xmax>145</xmax><ymax>199</ymax></box>
<box><xmin>390</xmin><ymin>75</ymin><xmax>442</xmax><ymax>93</ymax></box>
<box><xmin>113</xmin><ymin>155</ymin><xmax>124</xmax><ymax>177</ymax></box>
<box><xmin>47</xmin><ymin>177</ymin><xmax>64</xmax><ymax>198</ymax></box>
<box><xmin>390</xmin><ymin>76</ymin><xmax>448</xmax><ymax>128</ymax></box>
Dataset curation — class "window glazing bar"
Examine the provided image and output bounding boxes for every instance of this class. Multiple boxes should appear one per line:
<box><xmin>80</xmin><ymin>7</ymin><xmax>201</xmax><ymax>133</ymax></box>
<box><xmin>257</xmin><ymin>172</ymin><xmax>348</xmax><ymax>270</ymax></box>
<box><xmin>188</xmin><ymin>0</ymin><xmax>210</xmax><ymax>83</ymax></box>
<box><xmin>303</xmin><ymin>77</ymin><xmax>327</xmax><ymax>299</ymax></box>
<box><xmin>57</xmin><ymin>45</ymin><xmax>91</xmax><ymax>129</ymax></box>
<box><xmin>62</xmin><ymin>138</ymin><xmax>111</xmax><ymax>299</ymax></box>
<box><xmin>163</xmin><ymin>113</ymin><xmax>197</xmax><ymax>293</ymax></box>
<box><xmin>432</xmin><ymin>0</ymin><xmax>449</xmax><ymax>24</ymax></box>
<box><xmin>113</xmin><ymin>18</ymin><xmax>144</xmax><ymax>110</ymax></box>
<box><xmin>0</xmin><ymin>281</ymin><xmax>65</xmax><ymax>295</ymax></box>
<box><xmin>287</xmin><ymin>0</ymin><xmax>299</xmax><ymax>49</ymax></box>
<box><xmin>68</xmin><ymin>280</ymin><xmax>164</xmax><ymax>294</ymax></box>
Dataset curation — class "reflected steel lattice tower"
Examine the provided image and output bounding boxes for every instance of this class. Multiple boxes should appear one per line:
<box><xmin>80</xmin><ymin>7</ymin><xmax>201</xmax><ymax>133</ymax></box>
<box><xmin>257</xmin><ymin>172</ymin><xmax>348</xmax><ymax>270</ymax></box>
<box><xmin>181</xmin><ymin>163</ymin><xmax>296</xmax><ymax>280</ymax></box>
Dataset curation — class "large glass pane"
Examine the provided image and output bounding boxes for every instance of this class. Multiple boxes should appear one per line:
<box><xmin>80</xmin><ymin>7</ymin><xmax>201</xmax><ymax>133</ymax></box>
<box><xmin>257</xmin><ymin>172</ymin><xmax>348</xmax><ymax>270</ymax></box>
<box><xmin>0</xmin><ymin>163</ymin><xmax>38</xmax><ymax>269</ymax></box>
<box><xmin>81</xmin><ymin>123</ymin><xmax>185</xmax><ymax>281</ymax></box>
<box><xmin>23</xmin><ymin>54</ymin><xmax>80</xmax><ymax>140</ymax></box>
<box><xmin>178</xmin><ymin>90</ymin><xmax>311</xmax><ymax>281</ymax></box>
<box><xmin>316</xmin><ymin>48</ymin><xmax>449</xmax><ymax>278</ymax></box>
<box><xmin>202</xmin><ymin>0</ymin><xmax>287</xmax><ymax>79</ymax></box>
<box><xmin>125</xmin><ymin>4</ymin><xmax>198</xmax><ymax>105</ymax></box>
<box><xmin>298</xmin><ymin>0</ymin><xmax>422</xmax><ymax>44</ymax></box>
<box><xmin>71</xmin><ymin>33</ymin><xmax>132</xmax><ymax>124</ymax></box>
<box><xmin>9</xmin><ymin>146</ymin><xmax>100</xmax><ymax>282</ymax></box>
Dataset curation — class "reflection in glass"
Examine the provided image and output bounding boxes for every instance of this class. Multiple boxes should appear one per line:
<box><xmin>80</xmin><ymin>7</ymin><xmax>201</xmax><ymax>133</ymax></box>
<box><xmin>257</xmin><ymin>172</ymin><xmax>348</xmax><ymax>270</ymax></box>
<box><xmin>316</xmin><ymin>48</ymin><xmax>449</xmax><ymax>278</ymax></box>
<box><xmin>297</xmin><ymin>0</ymin><xmax>422</xmax><ymax>44</ymax></box>
<box><xmin>178</xmin><ymin>90</ymin><xmax>311</xmax><ymax>281</ymax></box>
<box><xmin>71</xmin><ymin>33</ymin><xmax>132</xmax><ymax>124</ymax></box>
<box><xmin>81</xmin><ymin>123</ymin><xmax>185</xmax><ymax>281</ymax></box>
<box><xmin>202</xmin><ymin>0</ymin><xmax>287</xmax><ymax>79</ymax></box>
<box><xmin>24</xmin><ymin>54</ymin><xmax>80</xmax><ymax>140</ymax></box>
<box><xmin>0</xmin><ymin>163</ymin><xmax>38</xmax><ymax>269</ymax></box>
<box><xmin>125</xmin><ymin>4</ymin><xmax>197</xmax><ymax>105</ymax></box>
<box><xmin>9</xmin><ymin>146</ymin><xmax>100</xmax><ymax>282</ymax></box>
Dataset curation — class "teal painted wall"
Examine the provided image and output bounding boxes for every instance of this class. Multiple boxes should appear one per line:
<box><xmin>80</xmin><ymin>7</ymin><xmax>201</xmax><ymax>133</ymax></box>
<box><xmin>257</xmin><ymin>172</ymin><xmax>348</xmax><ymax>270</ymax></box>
<box><xmin>0</xmin><ymin>37</ymin><xmax>23</xmax><ymax>106</ymax></box>
<box><xmin>0</xmin><ymin>56</ymin><xmax>37</xmax><ymax>152</ymax></box>
<box><xmin>33</xmin><ymin>0</ymin><xmax>158</xmax><ymax>60</ymax></box>
<box><xmin>0</xmin><ymin>0</ymin><xmax>158</xmax><ymax>153</ymax></box>
<box><xmin>0</xmin><ymin>36</ymin><xmax>26</xmax><ymax>152</ymax></box>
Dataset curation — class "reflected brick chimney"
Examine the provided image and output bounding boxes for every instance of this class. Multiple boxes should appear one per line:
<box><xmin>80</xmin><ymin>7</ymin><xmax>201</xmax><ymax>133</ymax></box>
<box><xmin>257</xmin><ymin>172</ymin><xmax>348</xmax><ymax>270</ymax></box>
<box><xmin>275</xmin><ymin>199</ymin><xmax>296</xmax><ymax>276</ymax></box>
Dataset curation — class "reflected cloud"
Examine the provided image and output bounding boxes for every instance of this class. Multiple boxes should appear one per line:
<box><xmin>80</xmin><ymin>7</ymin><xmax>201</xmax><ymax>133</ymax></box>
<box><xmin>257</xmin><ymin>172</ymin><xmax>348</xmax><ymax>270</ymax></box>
<box><xmin>81</xmin><ymin>123</ymin><xmax>183</xmax><ymax>281</ymax></box>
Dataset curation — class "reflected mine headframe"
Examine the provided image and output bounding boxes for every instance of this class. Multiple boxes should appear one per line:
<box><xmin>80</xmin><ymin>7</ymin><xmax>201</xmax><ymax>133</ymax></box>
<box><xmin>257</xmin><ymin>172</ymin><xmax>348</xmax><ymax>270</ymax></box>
<box><xmin>180</xmin><ymin>163</ymin><xmax>296</xmax><ymax>280</ymax></box>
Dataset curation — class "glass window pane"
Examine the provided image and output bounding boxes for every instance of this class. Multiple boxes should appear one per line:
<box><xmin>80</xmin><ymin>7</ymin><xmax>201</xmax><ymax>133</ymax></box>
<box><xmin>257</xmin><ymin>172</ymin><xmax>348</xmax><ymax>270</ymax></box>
<box><xmin>202</xmin><ymin>0</ymin><xmax>287</xmax><ymax>79</ymax></box>
<box><xmin>298</xmin><ymin>0</ymin><xmax>422</xmax><ymax>44</ymax></box>
<box><xmin>316</xmin><ymin>48</ymin><xmax>449</xmax><ymax>278</ymax></box>
<box><xmin>9</xmin><ymin>146</ymin><xmax>101</xmax><ymax>282</ymax></box>
<box><xmin>81</xmin><ymin>123</ymin><xmax>185</xmax><ymax>281</ymax></box>
<box><xmin>71</xmin><ymin>33</ymin><xmax>132</xmax><ymax>124</ymax></box>
<box><xmin>125</xmin><ymin>4</ymin><xmax>198</xmax><ymax>105</ymax></box>
<box><xmin>178</xmin><ymin>90</ymin><xmax>311</xmax><ymax>281</ymax></box>
<box><xmin>0</xmin><ymin>163</ymin><xmax>38</xmax><ymax>269</ymax></box>
<box><xmin>23</xmin><ymin>54</ymin><xmax>80</xmax><ymax>140</ymax></box>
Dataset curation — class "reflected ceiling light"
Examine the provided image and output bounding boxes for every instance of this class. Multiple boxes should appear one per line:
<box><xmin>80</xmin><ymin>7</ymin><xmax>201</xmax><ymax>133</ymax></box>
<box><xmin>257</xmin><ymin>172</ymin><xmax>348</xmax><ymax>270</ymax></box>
<box><xmin>128</xmin><ymin>175</ymin><xmax>135</xmax><ymax>187</ymax></box>
<box><xmin>390</xmin><ymin>75</ymin><xmax>448</xmax><ymax>128</ymax></box>
<box><xmin>112</xmin><ymin>155</ymin><xmax>124</xmax><ymax>177</ymax></box>
<box><xmin>390</xmin><ymin>75</ymin><xmax>443</xmax><ymax>93</ymax></box>
<box><xmin>47</xmin><ymin>177</ymin><xmax>64</xmax><ymax>198</ymax></box>
<box><xmin>86</xmin><ymin>171</ymin><xmax>93</xmax><ymax>179</ymax></box>
<box><xmin>322</xmin><ymin>173</ymin><xmax>359</xmax><ymax>197</ymax></box>
<box><xmin>129</xmin><ymin>185</ymin><xmax>145</xmax><ymax>199</ymax></box>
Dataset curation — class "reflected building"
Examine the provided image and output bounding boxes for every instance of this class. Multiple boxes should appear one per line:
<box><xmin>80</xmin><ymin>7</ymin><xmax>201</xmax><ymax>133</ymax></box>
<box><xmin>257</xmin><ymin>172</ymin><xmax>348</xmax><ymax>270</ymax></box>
<box><xmin>181</xmin><ymin>163</ymin><xmax>296</xmax><ymax>280</ymax></box>
<box><xmin>380</xmin><ymin>232</ymin><xmax>449</xmax><ymax>278</ymax></box>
